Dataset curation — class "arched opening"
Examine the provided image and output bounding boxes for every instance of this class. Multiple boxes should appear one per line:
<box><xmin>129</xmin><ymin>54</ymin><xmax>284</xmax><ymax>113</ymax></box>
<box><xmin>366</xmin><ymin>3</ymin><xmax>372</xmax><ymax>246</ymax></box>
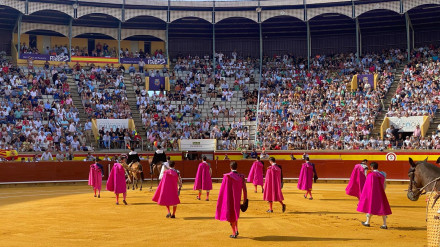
<box><xmin>262</xmin><ymin>15</ymin><xmax>307</xmax><ymax>58</ymax></box>
<box><xmin>309</xmin><ymin>13</ymin><xmax>355</xmax><ymax>56</ymax></box>
<box><xmin>22</xmin><ymin>10</ymin><xmax>71</xmax><ymax>25</ymax></box>
<box><xmin>0</xmin><ymin>5</ymin><xmax>21</xmax><ymax>54</ymax></box>
<box><xmin>74</xmin><ymin>13</ymin><xmax>120</xmax><ymax>28</ymax></box>
<box><xmin>169</xmin><ymin>17</ymin><xmax>213</xmax><ymax>59</ymax></box>
<box><xmin>215</xmin><ymin>17</ymin><xmax>259</xmax><ymax>59</ymax></box>
<box><xmin>407</xmin><ymin>4</ymin><xmax>440</xmax><ymax>47</ymax></box>
<box><xmin>358</xmin><ymin>9</ymin><xmax>405</xmax><ymax>53</ymax></box>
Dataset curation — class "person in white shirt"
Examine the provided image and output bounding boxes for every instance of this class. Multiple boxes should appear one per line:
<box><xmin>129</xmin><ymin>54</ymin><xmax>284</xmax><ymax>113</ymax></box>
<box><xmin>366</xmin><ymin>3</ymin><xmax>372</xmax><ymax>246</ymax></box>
<box><xmin>159</xmin><ymin>156</ymin><xmax>171</xmax><ymax>180</ymax></box>
<box><xmin>41</xmin><ymin>150</ymin><xmax>53</xmax><ymax>161</ymax></box>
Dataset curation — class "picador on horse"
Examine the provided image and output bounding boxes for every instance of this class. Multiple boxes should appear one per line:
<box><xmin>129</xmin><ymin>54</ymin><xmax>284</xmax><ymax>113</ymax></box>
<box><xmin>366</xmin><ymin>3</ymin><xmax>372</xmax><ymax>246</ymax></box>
<box><xmin>124</xmin><ymin>146</ymin><xmax>144</xmax><ymax>190</ymax></box>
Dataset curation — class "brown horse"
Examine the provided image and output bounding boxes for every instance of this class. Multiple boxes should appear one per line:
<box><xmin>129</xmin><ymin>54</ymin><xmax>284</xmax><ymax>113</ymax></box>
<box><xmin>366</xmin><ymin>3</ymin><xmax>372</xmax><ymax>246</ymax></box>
<box><xmin>127</xmin><ymin>162</ymin><xmax>144</xmax><ymax>191</ymax></box>
<box><xmin>407</xmin><ymin>157</ymin><xmax>440</xmax><ymax>206</ymax></box>
<box><xmin>149</xmin><ymin>159</ymin><xmax>163</xmax><ymax>191</ymax></box>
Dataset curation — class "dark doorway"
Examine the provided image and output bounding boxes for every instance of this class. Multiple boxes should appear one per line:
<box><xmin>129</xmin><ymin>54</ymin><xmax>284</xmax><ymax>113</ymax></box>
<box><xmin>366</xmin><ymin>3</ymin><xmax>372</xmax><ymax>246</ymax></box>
<box><xmin>29</xmin><ymin>35</ymin><xmax>37</xmax><ymax>50</ymax></box>
<box><xmin>144</xmin><ymin>41</ymin><xmax>151</xmax><ymax>55</ymax></box>
<box><xmin>88</xmin><ymin>39</ymin><xmax>95</xmax><ymax>56</ymax></box>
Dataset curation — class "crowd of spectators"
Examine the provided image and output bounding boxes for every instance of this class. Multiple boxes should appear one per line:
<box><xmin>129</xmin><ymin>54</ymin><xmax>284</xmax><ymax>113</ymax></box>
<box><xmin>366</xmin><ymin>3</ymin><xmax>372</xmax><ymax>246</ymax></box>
<box><xmin>256</xmin><ymin>49</ymin><xmax>404</xmax><ymax>150</ymax></box>
<box><xmin>0</xmin><ymin>60</ymin><xmax>91</xmax><ymax>154</ymax></box>
<box><xmin>73</xmin><ymin>65</ymin><xmax>132</xmax><ymax>119</ymax></box>
<box><xmin>387</xmin><ymin>46</ymin><xmax>440</xmax><ymax>118</ymax></box>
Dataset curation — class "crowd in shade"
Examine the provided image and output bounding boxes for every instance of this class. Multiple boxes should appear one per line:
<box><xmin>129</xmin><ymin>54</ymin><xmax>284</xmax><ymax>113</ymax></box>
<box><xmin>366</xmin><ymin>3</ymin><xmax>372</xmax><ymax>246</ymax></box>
<box><xmin>120</xmin><ymin>49</ymin><xmax>165</xmax><ymax>60</ymax></box>
<box><xmin>73</xmin><ymin>65</ymin><xmax>132</xmax><ymax>119</ymax></box>
<box><xmin>387</xmin><ymin>46</ymin><xmax>440</xmax><ymax>118</ymax></box>
<box><xmin>128</xmin><ymin>52</ymin><xmax>259</xmax><ymax>151</ymax></box>
<box><xmin>256</xmin><ymin>49</ymin><xmax>404</xmax><ymax>150</ymax></box>
<box><xmin>0</xmin><ymin>60</ymin><xmax>90</xmax><ymax>153</ymax></box>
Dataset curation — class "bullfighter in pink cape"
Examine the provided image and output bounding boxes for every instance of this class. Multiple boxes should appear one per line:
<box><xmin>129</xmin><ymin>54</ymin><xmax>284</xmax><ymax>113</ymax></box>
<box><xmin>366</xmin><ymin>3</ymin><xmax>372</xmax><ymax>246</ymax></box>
<box><xmin>357</xmin><ymin>162</ymin><xmax>392</xmax><ymax>229</ymax></box>
<box><xmin>263</xmin><ymin>157</ymin><xmax>286</xmax><ymax>213</ymax></box>
<box><xmin>247</xmin><ymin>156</ymin><xmax>264</xmax><ymax>193</ymax></box>
<box><xmin>345</xmin><ymin>159</ymin><xmax>368</xmax><ymax>199</ymax></box>
<box><xmin>106</xmin><ymin>155</ymin><xmax>128</xmax><ymax>205</ymax></box>
<box><xmin>88</xmin><ymin>159</ymin><xmax>103</xmax><ymax>198</ymax></box>
<box><xmin>193</xmin><ymin>156</ymin><xmax>212</xmax><ymax>201</ymax></box>
<box><xmin>153</xmin><ymin>161</ymin><xmax>182</xmax><ymax>218</ymax></box>
<box><xmin>297</xmin><ymin>157</ymin><xmax>318</xmax><ymax>200</ymax></box>
<box><xmin>215</xmin><ymin>161</ymin><xmax>248</xmax><ymax>239</ymax></box>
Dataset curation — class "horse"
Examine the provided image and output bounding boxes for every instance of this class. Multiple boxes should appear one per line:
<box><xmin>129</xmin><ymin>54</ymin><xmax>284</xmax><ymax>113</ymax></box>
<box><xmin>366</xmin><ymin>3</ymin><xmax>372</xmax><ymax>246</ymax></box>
<box><xmin>407</xmin><ymin>157</ymin><xmax>440</xmax><ymax>207</ymax></box>
<box><xmin>127</xmin><ymin>162</ymin><xmax>144</xmax><ymax>191</ymax></box>
<box><xmin>149</xmin><ymin>158</ymin><xmax>163</xmax><ymax>191</ymax></box>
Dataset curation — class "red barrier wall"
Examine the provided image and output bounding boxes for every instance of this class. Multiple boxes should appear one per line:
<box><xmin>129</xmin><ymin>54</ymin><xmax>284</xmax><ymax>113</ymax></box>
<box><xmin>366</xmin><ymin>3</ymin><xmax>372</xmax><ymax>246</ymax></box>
<box><xmin>0</xmin><ymin>160</ymin><xmax>429</xmax><ymax>183</ymax></box>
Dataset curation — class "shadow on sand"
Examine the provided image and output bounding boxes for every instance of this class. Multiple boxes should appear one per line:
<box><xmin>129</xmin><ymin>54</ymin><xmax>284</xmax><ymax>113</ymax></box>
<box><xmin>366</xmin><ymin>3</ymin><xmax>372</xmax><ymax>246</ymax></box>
<box><xmin>319</xmin><ymin>198</ymin><xmax>358</xmax><ymax>201</ymax></box>
<box><xmin>288</xmin><ymin>211</ymin><xmax>357</xmax><ymax>215</ymax></box>
<box><xmin>392</xmin><ymin>226</ymin><xmax>426</xmax><ymax>231</ymax></box>
<box><xmin>390</xmin><ymin>205</ymin><xmax>426</xmax><ymax>209</ymax></box>
<box><xmin>251</xmin><ymin>235</ymin><xmax>370</xmax><ymax>242</ymax></box>
<box><xmin>130</xmin><ymin>202</ymin><xmax>156</xmax><ymax>205</ymax></box>
<box><xmin>183</xmin><ymin>216</ymin><xmax>267</xmax><ymax>221</ymax></box>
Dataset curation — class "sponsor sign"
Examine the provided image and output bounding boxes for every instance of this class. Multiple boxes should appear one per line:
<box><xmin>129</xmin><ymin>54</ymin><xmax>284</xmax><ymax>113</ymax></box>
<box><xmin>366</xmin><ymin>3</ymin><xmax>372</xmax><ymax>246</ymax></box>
<box><xmin>179</xmin><ymin>139</ymin><xmax>217</xmax><ymax>151</ymax></box>
<box><xmin>120</xmin><ymin>58</ymin><xmax>167</xmax><ymax>65</ymax></box>
<box><xmin>388</xmin><ymin>116</ymin><xmax>425</xmax><ymax>132</ymax></box>
<box><xmin>96</xmin><ymin>119</ymin><xmax>129</xmax><ymax>132</ymax></box>
<box><xmin>19</xmin><ymin>53</ymin><xmax>69</xmax><ymax>62</ymax></box>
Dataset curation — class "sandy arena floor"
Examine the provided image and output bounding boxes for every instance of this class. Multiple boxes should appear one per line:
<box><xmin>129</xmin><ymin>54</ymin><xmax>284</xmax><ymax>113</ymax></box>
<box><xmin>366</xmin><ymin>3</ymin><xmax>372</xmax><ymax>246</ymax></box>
<box><xmin>0</xmin><ymin>182</ymin><xmax>427</xmax><ymax>247</ymax></box>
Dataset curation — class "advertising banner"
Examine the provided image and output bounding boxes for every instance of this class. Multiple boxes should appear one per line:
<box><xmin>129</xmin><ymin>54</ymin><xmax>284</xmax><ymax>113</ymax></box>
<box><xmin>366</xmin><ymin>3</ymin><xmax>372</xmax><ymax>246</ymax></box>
<box><xmin>388</xmin><ymin>116</ymin><xmax>425</xmax><ymax>132</ymax></box>
<box><xmin>179</xmin><ymin>139</ymin><xmax>217</xmax><ymax>151</ymax></box>
<box><xmin>96</xmin><ymin>119</ymin><xmax>129</xmax><ymax>132</ymax></box>
<box><xmin>120</xmin><ymin>58</ymin><xmax>167</xmax><ymax>65</ymax></box>
<box><xmin>19</xmin><ymin>53</ymin><xmax>69</xmax><ymax>62</ymax></box>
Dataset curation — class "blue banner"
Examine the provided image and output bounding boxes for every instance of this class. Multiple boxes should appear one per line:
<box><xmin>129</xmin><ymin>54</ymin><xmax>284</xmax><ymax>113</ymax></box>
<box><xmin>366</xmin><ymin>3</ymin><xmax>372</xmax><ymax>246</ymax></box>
<box><xmin>149</xmin><ymin>77</ymin><xmax>166</xmax><ymax>91</ymax></box>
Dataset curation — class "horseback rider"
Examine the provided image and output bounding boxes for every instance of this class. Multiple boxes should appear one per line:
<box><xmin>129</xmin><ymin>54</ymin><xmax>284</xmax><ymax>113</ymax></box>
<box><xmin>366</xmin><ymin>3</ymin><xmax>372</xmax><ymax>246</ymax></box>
<box><xmin>151</xmin><ymin>145</ymin><xmax>167</xmax><ymax>174</ymax></box>
<box><xmin>127</xmin><ymin>147</ymin><xmax>141</xmax><ymax>165</ymax></box>
<box><xmin>127</xmin><ymin>146</ymin><xmax>144</xmax><ymax>182</ymax></box>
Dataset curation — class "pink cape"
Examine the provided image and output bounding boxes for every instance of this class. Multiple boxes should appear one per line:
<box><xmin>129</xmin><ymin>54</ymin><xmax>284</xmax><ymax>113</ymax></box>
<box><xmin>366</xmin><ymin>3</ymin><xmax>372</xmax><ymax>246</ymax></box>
<box><xmin>106</xmin><ymin>163</ymin><xmax>127</xmax><ymax>194</ymax></box>
<box><xmin>357</xmin><ymin>171</ymin><xmax>392</xmax><ymax>216</ymax></box>
<box><xmin>193</xmin><ymin>162</ymin><xmax>212</xmax><ymax>191</ymax></box>
<box><xmin>88</xmin><ymin>164</ymin><xmax>102</xmax><ymax>191</ymax></box>
<box><xmin>247</xmin><ymin>161</ymin><xmax>264</xmax><ymax>186</ymax></box>
<box><xmin>263</xmin><ymin>165</ymin><xmax>284</xmax><ymax>202</ymax></box>
<box><xmin>215</xmin><ymin>172</ymin><xmax>243</xmax><ymax>222</ymax></box>
<box><xmin>297</xmin><ymin>163</ymin><xmax>313</xmax><ymax>191</ymax></box>
<box><xmin>152</xmin><ymin>169</ymin><xmax>180</xmax><ymax>206</ymax></box>
<box><xmin>345</xmin><ymin>164</ymin><xmax>367</xmax><ymax>199</ymax></box>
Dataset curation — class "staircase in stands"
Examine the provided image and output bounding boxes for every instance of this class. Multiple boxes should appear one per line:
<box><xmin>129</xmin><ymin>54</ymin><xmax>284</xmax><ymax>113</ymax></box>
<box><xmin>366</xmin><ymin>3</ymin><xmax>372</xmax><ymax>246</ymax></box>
<box><xmin>371</xmin><ymin>65</ymin><xmax>404</xmax><ymax>138</ymax></box>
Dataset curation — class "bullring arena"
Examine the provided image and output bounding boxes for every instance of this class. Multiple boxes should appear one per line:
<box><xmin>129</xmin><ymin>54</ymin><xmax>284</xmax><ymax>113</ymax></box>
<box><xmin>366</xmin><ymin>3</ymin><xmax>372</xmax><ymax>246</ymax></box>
<box><xmin>1</xmin><ymin>0</ymin><xmax>440</xmax><ymax>246</ymax></box>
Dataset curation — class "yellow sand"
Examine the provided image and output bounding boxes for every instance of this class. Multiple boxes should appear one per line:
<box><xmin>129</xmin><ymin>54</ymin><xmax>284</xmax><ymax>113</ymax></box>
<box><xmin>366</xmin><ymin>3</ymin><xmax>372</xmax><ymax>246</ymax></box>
<box><xmin>0</xmin><ymin>183</ymin><xmax>426</xmax><ymax>247</ymax></box>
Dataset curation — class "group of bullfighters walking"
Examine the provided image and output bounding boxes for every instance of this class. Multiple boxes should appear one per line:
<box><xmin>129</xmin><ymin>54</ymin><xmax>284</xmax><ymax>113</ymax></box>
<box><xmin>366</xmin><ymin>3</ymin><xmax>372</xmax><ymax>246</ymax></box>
<box><xmin>88</xmin><ymin>148</ymin><xmax>392</xmax><ymax>238</ymax></box>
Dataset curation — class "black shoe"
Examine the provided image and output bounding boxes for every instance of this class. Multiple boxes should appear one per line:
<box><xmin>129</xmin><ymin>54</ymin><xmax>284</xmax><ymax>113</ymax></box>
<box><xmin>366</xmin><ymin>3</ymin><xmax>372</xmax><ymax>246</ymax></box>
<box><xmin>229</xmin><ymin>235</ymin><xmax>237</xmax><ymax>238</ymax></box>
<box><xmin>116</xmin><ymin>202</ymin><xmax>119</xmax><ymax>205</ymax></box>
<box><xmin>266</xmin><ymin>210</ymin><xmax>273</xmax><ymax>213</ymax></box>
<box><xmin>166</xmin><ymin>213</ymin><xmax>171</xmax><ymax>218</ymax></box>
<box><xmin>235</xmin><ymin>231</ymin><xmax>239</xmax><ymax>236</ymax></box>
<box><xmin>98</xmin><ymin>195</ymin><xmax>100</xmax><ymax>198</ymax></box>
<box><xmin>123</xmin><ymin>200</ymin><xmax>127</xmax><ymax>205</ymax></box>
<box><xmin>362</xmin><ymin>222</ymin><xmax>370</xmax><ymax>227</ymax></box>
<box><xmin>380</xmin><ymin>225</ymin><xmax>388</xmax><ymax>229</ymax></box>
<box><xmin>170</xmin><ymin>215</ymin><xmax>176</xmax><ymax>218</ymax></box>
<box><xmin>196</xmin><ymin>196</ymin><xmax>201</xmax><ymax>200</ymax></box>
<box><xmin>282</xmin><ymin>204</ymin><xmax>286</xmax><ymax>213</ymax></box>
<box><xmin>309</xmin><ymin>197</ymin><xmax>313</xmax><ymax>200</ymax></box>
<box><xmin>94</xmin><ymin>195</ymin><xmax>97</xmax><ymax>197</ymax></box>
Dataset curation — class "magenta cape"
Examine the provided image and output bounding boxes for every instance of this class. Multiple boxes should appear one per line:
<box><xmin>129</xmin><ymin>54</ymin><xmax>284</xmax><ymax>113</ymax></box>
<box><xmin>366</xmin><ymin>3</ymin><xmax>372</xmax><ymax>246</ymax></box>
<box><xmin>193</xmin><ymin>162</ymin><xmax>212</xmax><ymax>191</ymax></box>
<box><xmin>152</xmin><ymin>169</ymin><xmax>180</xmax><ymax>206</ymax></box>
<box><xmin>357</xmin><ymin>172</ymin><xmax>392</xmax><ymax>216</ymax></box>
<box><xmin>88</xmin><ymin>164</ymin><xmax>102</xmax><ymax>190</ymax></box>
<box><xmin>263</xmin><ymin>165</ymin><xmax>284</xmax><ymax>202</ymax></box>
<box><xmin>297</xmin><ymin>163</ymin><xmax>313</xmax><ymax>191</ymax></box>
<box><xmin>106</xmin><ymin>163</ymin><xmax>127</xmax><ymax>194</ymax></box>
<box><xmin>247</xmin><ymin>161</ymin><xmax>264</xmax><ymax>186</ymax></box>
<box><xmin>345</xmin><ymin>164</ymin><xmax>367</xmax><ymax>199</ymax></box>
<box><xmin>215</xmin><ymin>172</ymin><xmax>243</xmax><ymax>222</ymax></box>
